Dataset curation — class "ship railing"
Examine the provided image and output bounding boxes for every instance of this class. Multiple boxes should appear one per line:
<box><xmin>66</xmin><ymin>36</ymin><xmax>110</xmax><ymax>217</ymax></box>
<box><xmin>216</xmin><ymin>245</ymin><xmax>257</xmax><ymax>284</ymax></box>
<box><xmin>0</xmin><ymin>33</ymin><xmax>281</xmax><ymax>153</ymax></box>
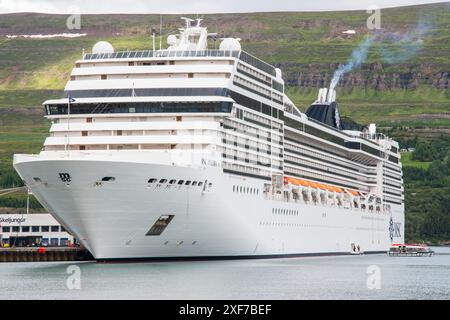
<box><xmin>82</xmin><ymin>49</ymin><xmax>277</xmax><ymax>77</ymax></box>
<box><xmin>83</xmin><ymin>49</ymin><xmax>241</xmax><ymax>60</ymax></box>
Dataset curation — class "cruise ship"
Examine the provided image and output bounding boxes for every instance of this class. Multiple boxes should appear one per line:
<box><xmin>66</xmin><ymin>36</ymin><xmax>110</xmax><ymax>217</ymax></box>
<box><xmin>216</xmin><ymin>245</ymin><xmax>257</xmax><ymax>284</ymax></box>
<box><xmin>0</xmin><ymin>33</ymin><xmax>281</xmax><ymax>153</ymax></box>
<box><xmin>13</xmin><ymin>18</ymin><xmax>404</xmax><ymax>260</ymax></box>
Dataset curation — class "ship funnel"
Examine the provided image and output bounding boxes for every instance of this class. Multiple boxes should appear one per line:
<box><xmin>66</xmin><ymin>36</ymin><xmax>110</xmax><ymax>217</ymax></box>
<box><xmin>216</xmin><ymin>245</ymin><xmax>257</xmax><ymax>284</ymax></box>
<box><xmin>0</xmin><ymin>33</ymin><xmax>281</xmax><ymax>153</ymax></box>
<box><xmin>317</xmin><ymin>88</ymin><xmax>328</xmax><ymax>103</ymax></box>
<box><xmin>327</xmin><ymin>88</ymin><xmax>336</xmax><ymax>103</ymax></box>
<box><xmin>308</xmin><ymin>87</ymin><xmax>341</xmax><ymax>129</ymax></box>
<box><xmin>317</xmin><ymin>88</ymin><xmax>336</xmax><ymax>103</ymax></box>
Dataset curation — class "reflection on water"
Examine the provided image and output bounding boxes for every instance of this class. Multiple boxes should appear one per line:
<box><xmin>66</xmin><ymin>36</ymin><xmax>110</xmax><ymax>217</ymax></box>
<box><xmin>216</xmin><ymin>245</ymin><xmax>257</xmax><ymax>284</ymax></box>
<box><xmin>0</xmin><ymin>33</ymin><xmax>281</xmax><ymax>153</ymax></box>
<box><xmin>1</xmin><ymin>247</ymin><xmax>449</xmax><ymax>300</ymax></box>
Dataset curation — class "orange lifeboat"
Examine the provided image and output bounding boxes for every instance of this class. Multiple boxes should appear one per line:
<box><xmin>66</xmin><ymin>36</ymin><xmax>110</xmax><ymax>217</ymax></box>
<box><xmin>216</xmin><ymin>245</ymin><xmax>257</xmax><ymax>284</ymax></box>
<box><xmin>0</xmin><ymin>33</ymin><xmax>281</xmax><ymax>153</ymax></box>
<box><xmin>345</xmin><ymin>189</ymin><xmax>359</xmax><ymax>196</ymax></box>
<box><xmin>284</xmin><ymin>176</ymin><xmax>343</xmax><ymax>193</ymax></box>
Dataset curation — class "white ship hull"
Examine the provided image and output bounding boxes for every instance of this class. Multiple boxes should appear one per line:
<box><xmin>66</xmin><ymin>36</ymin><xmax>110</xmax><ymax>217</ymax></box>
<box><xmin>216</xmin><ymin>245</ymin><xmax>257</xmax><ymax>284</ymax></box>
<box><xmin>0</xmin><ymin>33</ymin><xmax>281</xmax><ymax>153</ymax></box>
<box><xmin>14</xmin><ymin>154</ymin><xmax>404</xmax><ymax>260</ymax></box>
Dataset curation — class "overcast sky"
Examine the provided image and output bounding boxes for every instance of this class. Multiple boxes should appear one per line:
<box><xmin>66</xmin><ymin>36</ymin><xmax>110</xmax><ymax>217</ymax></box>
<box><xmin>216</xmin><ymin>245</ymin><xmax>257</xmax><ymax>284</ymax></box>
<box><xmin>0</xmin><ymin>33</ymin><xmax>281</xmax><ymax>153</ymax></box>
<box><xmin>0</xmin><ymin>0</ymin><xmax>448</xmax><ymax>14</ymax></box>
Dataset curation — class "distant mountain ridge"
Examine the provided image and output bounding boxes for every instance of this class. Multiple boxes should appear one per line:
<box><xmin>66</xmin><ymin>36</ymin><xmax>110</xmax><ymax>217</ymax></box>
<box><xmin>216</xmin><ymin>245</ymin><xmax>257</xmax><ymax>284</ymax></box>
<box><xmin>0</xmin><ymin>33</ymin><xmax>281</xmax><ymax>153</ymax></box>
<box><xmin>0</xmin><ymin>2</ymin><xmax>449</xmax><ymax>93</ymax></box>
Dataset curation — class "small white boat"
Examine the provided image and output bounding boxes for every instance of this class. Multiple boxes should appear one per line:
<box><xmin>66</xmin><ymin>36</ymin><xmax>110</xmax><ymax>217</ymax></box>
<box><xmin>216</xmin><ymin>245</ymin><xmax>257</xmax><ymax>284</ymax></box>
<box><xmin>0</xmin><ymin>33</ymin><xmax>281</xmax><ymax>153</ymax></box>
<box><xmin>388</xmin><ymin>243</ymin><xmax>434</xmax><ymax>257</ymax></box>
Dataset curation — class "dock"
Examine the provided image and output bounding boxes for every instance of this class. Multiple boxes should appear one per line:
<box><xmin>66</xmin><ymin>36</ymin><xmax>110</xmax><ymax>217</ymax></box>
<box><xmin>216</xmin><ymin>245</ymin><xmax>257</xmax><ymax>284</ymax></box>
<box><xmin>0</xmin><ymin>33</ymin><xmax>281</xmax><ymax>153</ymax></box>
<box><xmin>0</xmin><ymin>247</ymin><xmax>93</xmax><ymax>262</ymax></box>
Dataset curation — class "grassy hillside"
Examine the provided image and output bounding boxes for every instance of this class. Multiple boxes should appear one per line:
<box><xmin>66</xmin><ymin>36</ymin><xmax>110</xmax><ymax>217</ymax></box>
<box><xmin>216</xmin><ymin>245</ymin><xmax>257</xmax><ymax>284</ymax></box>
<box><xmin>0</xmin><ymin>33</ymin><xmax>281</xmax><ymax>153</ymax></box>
<box><xmin>0</xmin><ymin>3</ymin><xmax>449</xmax><ymax>242</ymax></box>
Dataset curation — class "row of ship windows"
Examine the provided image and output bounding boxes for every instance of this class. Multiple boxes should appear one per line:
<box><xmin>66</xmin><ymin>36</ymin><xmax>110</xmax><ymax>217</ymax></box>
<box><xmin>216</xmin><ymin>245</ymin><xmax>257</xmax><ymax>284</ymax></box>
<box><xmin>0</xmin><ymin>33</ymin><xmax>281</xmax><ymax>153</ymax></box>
<box><xmin>46</xmin><ymin>101</ymin><xmax>232</xmax><ymax>116</ymax></box>
<box><xmin>284</xmin><ymin>126</ymin><xmax>390</xmax><ymax>164</ymax></box>
<box><xmin>229</xmin><ymin>91</ymin><xmax>284</xmax><ymax>120</ymax></box>
<box><xmin>71</xmin><ymin>72</ymin><xmax>230</xmax><ymax>81</ymax></box>
<box><xmin>223</xmin><ymin>162</ymin><xmax>272</xmax><ymax>179</ymax></box>
<box><xmin>284</xmin><ymin>143</ymin><xmax>377</xmax><ymax>176</ymax></box>
<box><xmin>55</xmin><ymin>144</ymin><xmax>211</xmax><ymax>151</ymax></box>
<box><xmin>234</xmin><ymin>76</ymin><xmax>272</xmax><ymax>98</ymax></box>
<box><xmin>1</xmin><ymin>226</ymin><xmax>65</xmax><ymax>233</ymax></box>
<box><xmin>233</xmin><ymin>81</ymin><xmax>283</xmax><ymax>105</ymax></box>
<box><xmin>52</xmin><ymin>129</ymin><xmax>221</xmax><ymax>137</ymax></box>
<box><xmin>383</xmin><ymin>168</ymin><xmax>403</xmax><ymax>178</ymax></box>
<box><xmin>147</xmin><ymin>178</ymin><xmax>211</xmax><ymax>188</ymax></box>
<box><xmin>284</xmin><ymin>156</ymin><xmax>377</xmax><ymax>184</ymax></box>
<box><xmin>383</xmin><ymin>163</ymin><xmax>402</xmax><ymax>174</ymax></box>
<box><xmin>285</xmin><ymin>161</ymin><xmax>375</xmax><ymax>185</ymax></box>
<box><xmin>383</xmin><ymin>180</ymin><xmax>402</xmax><ymax>189</ymax></box>
<box><xmin>223</xmin><ymin>153</ymin><xmax>283</xmax><ymax>171</ymax></box>
<box><xmin>238</xmin><ymin>109</ymin><xmax>271</xmax><ymax>128</ymax></box>
<box><xmin>223</xmin><ymin>120</ymin><xmax>283</xmax><ymax>146</ymax></box>
<box><xmin>223</xmin><ymin>148</ymin><xmax>282</xmax><ymax>165</ymax></box>
<box><xmin>383</xmin><ymin>189</ymin><xmax>403</xmax><ymax>197</ymax></box>
<box><xmin>237</xmin><ymin>63</ymin><xmax>272</xmax><ymax>84</ymax></box>
<box><xmin>259</xmin><ymin>222</ymin><xmax>336</xmax><ymax>228</ymax></box>
<box><xmin>232</xmin><ymin>185</ymin><xmax>260</xmax><ymax>195</ymax></box>
<box><xmin>235</xmin><ymin>67</ymin><xmax>284</xmax><ymax>99</ymax></box>
<box><xmin>272</xmin><ymin>208</ymin><xmax>299</xmax><ymax>216</ymax></box>
<box><xmin>383</xmin><ymin>173</ymin><xmax>403</xmax><ymax>182</ymax></box>
<box><xmin>225</xmin><ymin>129</ymin><xmax>278</xmax><ymax>146</ymax></box>
<box><xmin>239</xmin><ymin>51</ymin><xmax>277</xmax><ymax>77</ymax></box>
<box><xmin>227</xmin><ymin>116</ymin><xmax>283</xmax><ymax>139</ymax></box>
<box><xmin>224</xmin><ymin>132</ymin><xmax>273</xmax><ymax>148</ymax></box>
<box><xmin>223</xmin><ymin>138</ymin><xmax>283</xmax><ymax>156</ymax></box>
<box><xmin>244</xmin><ymin>115</ymin><xmax>283</xmax><ymax>133</ymax></box>
<box><xmin>233</xmin><ymin>77</ymin><xmax>284</xmax><ymax>104</ymax></box>
<box><xmin>384</xmin><ymin>196</ymin><xmax>403</xmax><ymax>205</ymax></box>
<box><xmin>285</xmin><ymin>135</ymin><xmax>353</xmax><ymax>165</ymax></box>
<box><xmin>225</xmin><ymin>128</ymin><xmax>283</xmax><ymax>146</ymax></box>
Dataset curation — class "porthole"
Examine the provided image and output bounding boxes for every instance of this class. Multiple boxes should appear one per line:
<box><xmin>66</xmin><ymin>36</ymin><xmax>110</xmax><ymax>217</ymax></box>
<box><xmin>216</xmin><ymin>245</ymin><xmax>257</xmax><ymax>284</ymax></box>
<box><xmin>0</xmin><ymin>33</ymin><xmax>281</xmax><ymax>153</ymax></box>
<box><xmin>198</xmin><ymin>182</ymin><xmax>203</xmax><ymax>187</ymax></box>
<box><xmin>169</xmin><ymin>179</ymin><xmax>176</xmax><ymax>184</ymax></box>
<box><xmin>178</xmin><ymin>180</ymin><xmax>184</xmax><ymax>185</ymax></box>
<box><xmin>159</xmin><ymin>179</ymin><xmax>167</xmax><ymax>183</ymax></box>
<box><xmin>148</xmin><ymin>178</ymin><xmax>157</xmax><ymax>183</ymax></box>
<box><xmin>185</xmin><ymin>181</ymin><xmax>191</xmax><ymax>185</ymax></box>
<box><xmin>102</xmin><ymin>177</ymin><xmax>115</xmax><ymax>182</ymax></box>
<box><xmin>192</xmin><ymin>181</ymin><xmax>197</xmax><ymax>186</ymax></box>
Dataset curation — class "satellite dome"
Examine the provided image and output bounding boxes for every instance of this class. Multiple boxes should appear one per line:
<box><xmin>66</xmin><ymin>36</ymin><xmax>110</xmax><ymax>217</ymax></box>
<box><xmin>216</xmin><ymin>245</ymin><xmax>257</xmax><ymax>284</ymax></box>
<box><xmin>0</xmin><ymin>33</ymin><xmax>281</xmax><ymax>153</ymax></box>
<box><xmin>219</xmin><ymin>38</ymin><xmax>241</xmax><ymax>51</ymax></box>
<box><xmin>167</xmin><ymin>34</ymin><xmax>177</xmax><ymax>46</ymax></box>
<box><xmin>92</xmin><ymin>41</ymin><xmax>114</xmax><ymax>54</ymax></box>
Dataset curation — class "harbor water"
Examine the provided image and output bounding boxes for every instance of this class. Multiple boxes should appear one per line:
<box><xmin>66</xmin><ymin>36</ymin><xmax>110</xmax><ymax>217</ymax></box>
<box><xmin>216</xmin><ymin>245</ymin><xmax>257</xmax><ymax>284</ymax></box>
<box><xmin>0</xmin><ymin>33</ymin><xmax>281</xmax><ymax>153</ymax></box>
<box><xmin>1</xmin><ymin>247</ymin><xmax>449</xmax><ymax>300</ymax></box>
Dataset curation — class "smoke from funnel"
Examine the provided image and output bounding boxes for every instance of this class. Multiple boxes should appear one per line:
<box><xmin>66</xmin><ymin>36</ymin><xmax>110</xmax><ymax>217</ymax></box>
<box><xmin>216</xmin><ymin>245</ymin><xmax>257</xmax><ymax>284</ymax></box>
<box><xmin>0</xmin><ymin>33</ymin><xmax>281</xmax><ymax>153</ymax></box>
<box><xmin>378</xmin><ymin>19</ymin><xmax>431</xmax><ymax>64</ymax></box>
<box><xmin>329</xmin><ymin>14</ymin><xmax>434</xmax><ymax>91</ymax></box>
<box><xmin>329</xmin><ymin>36</ymin><xmax>374</xmax><ymax>91</ymax></box>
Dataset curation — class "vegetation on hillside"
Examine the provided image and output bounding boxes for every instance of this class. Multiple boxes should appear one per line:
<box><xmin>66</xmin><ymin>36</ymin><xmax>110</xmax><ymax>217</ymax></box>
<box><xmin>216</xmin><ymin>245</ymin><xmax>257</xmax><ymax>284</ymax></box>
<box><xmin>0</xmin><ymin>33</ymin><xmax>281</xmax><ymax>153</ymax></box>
<box><xmin>399</xmin><ymin>137</ymin><xmax>450</xmax><ymax>244</ymax></box>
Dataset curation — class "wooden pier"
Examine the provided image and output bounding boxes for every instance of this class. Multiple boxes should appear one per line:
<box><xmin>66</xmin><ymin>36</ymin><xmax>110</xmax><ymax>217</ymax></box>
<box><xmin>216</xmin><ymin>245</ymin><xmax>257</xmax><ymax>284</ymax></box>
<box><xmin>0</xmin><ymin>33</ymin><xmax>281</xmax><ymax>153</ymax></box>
<box><xmin>0</xmin><ymin>247</ymin><xmax>93</xmax><ymax>262</ymax></box>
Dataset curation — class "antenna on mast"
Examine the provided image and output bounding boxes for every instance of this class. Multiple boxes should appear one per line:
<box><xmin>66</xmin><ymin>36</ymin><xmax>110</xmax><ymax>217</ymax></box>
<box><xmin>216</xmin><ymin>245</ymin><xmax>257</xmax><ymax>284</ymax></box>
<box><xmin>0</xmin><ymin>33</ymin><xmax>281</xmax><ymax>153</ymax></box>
<box><xmin>181</xmin><ymin>17</ymin><xmax>194</xmax><ymax>29</ymax></box>
<box><xmin>151</xmin><ymin>27</ymin><xmax>156</xmax><ymax>51</ymax></box>
<box><xmin>159</xmin><ymin>15</ymin><xmax>162</xmax><ymax>50</ymax></box>
<box><xmin>152</xmin><ymin>32</ymin><xmax>155</xmax><ymax>51</ymax></box>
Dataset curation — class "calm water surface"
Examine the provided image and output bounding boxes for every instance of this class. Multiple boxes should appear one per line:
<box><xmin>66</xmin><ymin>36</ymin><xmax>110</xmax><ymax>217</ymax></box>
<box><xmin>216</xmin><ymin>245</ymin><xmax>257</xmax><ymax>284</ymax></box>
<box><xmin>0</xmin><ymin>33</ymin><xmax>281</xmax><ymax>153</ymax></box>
<box><xmin>1</xmin><ymin>247</ymin><xmax>449</xmax><ymax>299</ymax></box>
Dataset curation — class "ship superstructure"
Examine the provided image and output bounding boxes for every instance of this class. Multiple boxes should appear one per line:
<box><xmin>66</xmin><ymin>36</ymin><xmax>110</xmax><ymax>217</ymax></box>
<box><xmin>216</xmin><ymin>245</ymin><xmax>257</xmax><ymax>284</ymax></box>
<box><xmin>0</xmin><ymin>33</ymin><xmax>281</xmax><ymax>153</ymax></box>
<box><xmin>13</xmin><ymin>19</ymin><xmax>404</xmax><ymax>260</ymax></box>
